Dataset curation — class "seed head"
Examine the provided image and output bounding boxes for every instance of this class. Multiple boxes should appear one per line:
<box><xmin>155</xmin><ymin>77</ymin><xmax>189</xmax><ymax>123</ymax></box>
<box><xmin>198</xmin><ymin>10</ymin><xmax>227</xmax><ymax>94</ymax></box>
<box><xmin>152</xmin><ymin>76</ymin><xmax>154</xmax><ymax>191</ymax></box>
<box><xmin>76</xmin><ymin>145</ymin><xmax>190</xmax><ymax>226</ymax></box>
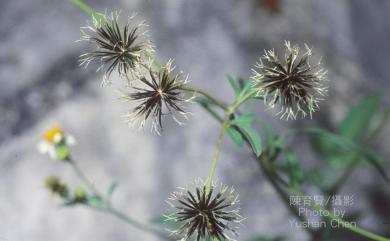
<box><xmin>45</xmin><ymin>176</ymin><xmax>69</xmax><ymax>198</ymax></box>
<box><xmin>166</xmin><ymin>180</ymin><xmax>242</xmax><ymax>241</ymax></box>
<box><xmin>122</xmin><ymin>60</ymin><xmax>191</xmax><ymax>134</ymax></box>
<box><xmin>252</xmin><ymin>41</ymin><xmax>328</xmax><ymax>120</ymax></box>
<box><xmin>80</xmin><ymin>12</ymin><xmax>154</xmax><ymax>83</ymax></box>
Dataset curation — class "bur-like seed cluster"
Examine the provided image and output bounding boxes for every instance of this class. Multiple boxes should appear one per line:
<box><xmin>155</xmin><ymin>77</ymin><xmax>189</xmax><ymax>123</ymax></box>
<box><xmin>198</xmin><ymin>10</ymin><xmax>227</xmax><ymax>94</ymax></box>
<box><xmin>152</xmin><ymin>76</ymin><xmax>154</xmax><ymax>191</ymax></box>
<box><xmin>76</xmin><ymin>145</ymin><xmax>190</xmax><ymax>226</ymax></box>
<box><xmin>252</xmin><ymin>41</ymin><xmax>328</xmax><ymax>120</ymax></box>
<box><xmin>79</xmin><ymin>12</ymin><xmax>154</xmax><ymax>83</ymax></box>
<box><xmin>122</xmin><ymin>61</ymin><xmax>192</xmax><ymax>134</ymax></box>
<box><xmin>45</xmin><ymin>176</ymin><xmax>69</xmax><ymax>198</ymax></box>
<box><xmin>166</xmin><ymin>180</ymin><xmax>242</xmax><ymax>241</ymax></box>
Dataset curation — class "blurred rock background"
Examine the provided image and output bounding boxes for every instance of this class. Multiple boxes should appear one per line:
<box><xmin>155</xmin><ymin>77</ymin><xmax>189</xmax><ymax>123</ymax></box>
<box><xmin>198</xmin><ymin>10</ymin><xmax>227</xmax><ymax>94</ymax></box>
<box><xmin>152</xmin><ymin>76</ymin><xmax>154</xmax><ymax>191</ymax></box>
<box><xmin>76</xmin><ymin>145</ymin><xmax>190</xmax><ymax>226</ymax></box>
<box><xmin>0</xmin><ymin>0</ymin><xmax>389</xmax><ymax>240</ymax></box>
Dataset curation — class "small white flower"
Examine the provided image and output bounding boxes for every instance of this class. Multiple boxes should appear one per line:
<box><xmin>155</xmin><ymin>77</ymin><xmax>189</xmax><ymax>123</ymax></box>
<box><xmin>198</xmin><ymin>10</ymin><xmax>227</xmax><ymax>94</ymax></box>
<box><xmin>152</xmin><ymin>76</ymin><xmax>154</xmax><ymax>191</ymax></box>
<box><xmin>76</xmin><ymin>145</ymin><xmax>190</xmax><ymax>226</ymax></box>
<box><xmin>37</xmin><ymin>126</ymin><xmax>76</xmax><ymax>160</ymax></box>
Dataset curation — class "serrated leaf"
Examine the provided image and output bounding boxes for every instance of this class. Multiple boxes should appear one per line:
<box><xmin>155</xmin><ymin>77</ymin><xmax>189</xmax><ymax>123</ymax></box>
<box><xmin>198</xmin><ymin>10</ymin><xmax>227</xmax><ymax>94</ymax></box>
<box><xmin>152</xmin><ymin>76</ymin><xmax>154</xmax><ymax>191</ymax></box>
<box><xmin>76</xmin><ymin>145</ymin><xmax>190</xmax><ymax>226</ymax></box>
<box><xmin>340</xmin><ymin>93</ymin><xmax>382</xmax><ymax>141</ymax></box>
<box><xmin>226</xmin><ymin>74</ymin><xmax>241</xmax><ymax>97</ymax></box>
<box><xmin>227</xmin><ymin>127</ymin><xmax>243</xmax><ymax>146</ymax></box>
<box><xmin>238</xmin><ymin>125</ymin><xmax>262</xmax><ymax>156</ymax></box>
<box><xmin>229</xmin><ymin>114</ymin><xmax>256</xmax><ymax>125</ymax></box>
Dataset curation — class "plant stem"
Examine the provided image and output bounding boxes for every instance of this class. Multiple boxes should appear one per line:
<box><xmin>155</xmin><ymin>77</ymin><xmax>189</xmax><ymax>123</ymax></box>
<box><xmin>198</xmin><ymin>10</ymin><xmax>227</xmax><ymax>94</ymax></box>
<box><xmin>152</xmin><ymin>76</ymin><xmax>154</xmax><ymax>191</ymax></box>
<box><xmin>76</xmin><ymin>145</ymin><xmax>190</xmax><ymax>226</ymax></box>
<box><xmin>206</xmin><ymin>114</ymin><xmax>231</xmax><ymax>192</ymax></box>
<box><xmin>89</xmin><ymin>205</ymin><xmax>171</xmax><ymax>240</ymax></box>
<box><xmin>69</xmin><ymin>159</ymin><xmax>101</xmax><ymax>196</ymax></box>
<box><xmin>69</xmin><ymin>158</ymin><xmax>171</xmax><ymax>239</ymax></box>
<box><xmin>181</xmin><ymin>86</ymin><xmax>229</xmax><ymax>111</ymax></box>
<box><xmin>256</xmin><ymin>154</ymin><xmax>315</xmax><ymax>233</ymax></box>
<box><xmin>232</xmin><ymin>89</ymin><xmax>258</xmax><ymax>110</ymax></box>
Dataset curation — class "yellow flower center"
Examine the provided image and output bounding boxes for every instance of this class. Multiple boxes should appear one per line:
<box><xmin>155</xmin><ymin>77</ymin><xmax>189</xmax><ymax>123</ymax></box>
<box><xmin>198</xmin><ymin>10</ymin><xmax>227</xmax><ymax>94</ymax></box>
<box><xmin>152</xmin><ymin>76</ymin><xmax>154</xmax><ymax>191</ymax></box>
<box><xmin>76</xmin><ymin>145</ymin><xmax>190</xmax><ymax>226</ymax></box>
<box><xmin>43</xmin><ymin>126</ymin><xmax>64</xmax><ymax>143</ymax></box>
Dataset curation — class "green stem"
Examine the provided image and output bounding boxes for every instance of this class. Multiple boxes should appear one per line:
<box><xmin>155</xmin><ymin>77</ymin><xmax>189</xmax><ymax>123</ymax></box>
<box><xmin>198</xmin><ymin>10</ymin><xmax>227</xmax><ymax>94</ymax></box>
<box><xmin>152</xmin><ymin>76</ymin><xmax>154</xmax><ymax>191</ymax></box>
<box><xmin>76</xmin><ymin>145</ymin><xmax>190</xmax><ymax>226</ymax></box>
<box><xmin>206</xmin><ymin>114</ymin><xmax>231</xmax><ymax>192</ymax></box>
<box><xmin>204</xmin><ymin>89</ymin><xmax>257</xmax><ymax>193</ymax></box>
<box><xmin>89</xmin><ymin>205</ymin><xmax>171</xmax><ymax>240</ymax></box>
<box><xmin>257</xmin><ymin>155</ymin><xmax>315</xmax><ymax>233</ymax></box>
<box><xmin>69</xmin><ymin>159</ymin><xmax>101</xmax><ymax>196</ymax></box>
<box><xmin>181</xmin><ymin>86</ymin><xmax>229</xmax><ymax>111</ymax></box>
<box><xmin>231</xmin><ymin>89</ymin><xmax>258</xmax><ymax>110</ymax></box>
<box><xmin>69</xmin><ymin>158</ymin><xmax>171</xmax><ymax>239</ymax></box>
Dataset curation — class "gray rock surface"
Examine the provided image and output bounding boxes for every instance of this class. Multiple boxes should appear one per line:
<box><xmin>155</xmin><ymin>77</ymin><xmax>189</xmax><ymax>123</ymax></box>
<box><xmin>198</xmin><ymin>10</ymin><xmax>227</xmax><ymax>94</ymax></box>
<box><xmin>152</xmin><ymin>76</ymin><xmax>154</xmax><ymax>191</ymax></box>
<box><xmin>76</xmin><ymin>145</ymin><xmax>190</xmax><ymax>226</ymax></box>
<box><xmin>0</xmin><ymin>0</ymin><xmax>389</xmax><ymax>241</ymax></box>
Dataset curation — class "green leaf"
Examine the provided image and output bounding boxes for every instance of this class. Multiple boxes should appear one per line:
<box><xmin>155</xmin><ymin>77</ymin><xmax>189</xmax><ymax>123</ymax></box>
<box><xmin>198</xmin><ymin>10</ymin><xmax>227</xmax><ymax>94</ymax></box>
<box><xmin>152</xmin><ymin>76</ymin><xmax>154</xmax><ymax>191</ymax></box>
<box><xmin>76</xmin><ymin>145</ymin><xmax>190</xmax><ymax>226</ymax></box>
<box><xmin>194</xmin><ymin>96</ymin><xmax>215</xmax><ymax>106</ymax></box>
<box><xmin>71</xmin><ymin>0</ymin><xmax>105</xmax><ymax>22</ymax></box>
<box><xmin>259</xmin><ymin>119</ymin><xmax>276</xmax><ymax>156</ymax></box>
<box><xmin>236</xmin><ymin>79</ymin><xmax>254</xmax><ymax>101</ymax></box>
<box><xmin>71</xmin><ymin>0</ymin><xmax>95</xmax><ymax>16</ymax></box>
<box><xmin>226</xmin><ymin>74</ymin><xmax>241</xmax><ymax>97</ymax></box>
<box><xmin>227</xmin><ymin>127</ymin><xmax>243</xmax><ymax>146</ymax></box>
<box><xmin>107</xmin><ymin>181</ymin><xmax>118</xmax><ymax>200</ymax></box>
<box><xmin>284</xmin><ymin>148</ymin><xmax>305</xmax><ymax>191</ymax></box>
<box><xmin>340</xmin><ymin>93</ymin><xmax>382</xmax><ymax>141</ymax></box>
<box><xmin>229</xmin><ymin>114</ymin><xmax>256</xmax><ymax>125</ymax></box>
<box><xmin>306</xmin><ymin>128</ymin><xmax>358</xmax><ymax>167</ymax></box>
<box><xmin>88</xmin><ymin>195</ymin><xmax>103</xmax><ymax>208</ymax></box>
<box><xmin>260</xmin><ymin>120</ymin><xmax>273</xmax><ymax>145</ymax></box>
<box><xmin>238</xmin><ymin>125</ymin><xmax>262</xmax><ymax>156</ymax></box>
<box><xmin>310</xmin><ymin>133</ymin><xmax>343</xmax><ymax>167</ymax></box>
<box><xmin>305</xmin><ymin>168</ymin><xmax>326</xmax><ymax>189</ymax></box>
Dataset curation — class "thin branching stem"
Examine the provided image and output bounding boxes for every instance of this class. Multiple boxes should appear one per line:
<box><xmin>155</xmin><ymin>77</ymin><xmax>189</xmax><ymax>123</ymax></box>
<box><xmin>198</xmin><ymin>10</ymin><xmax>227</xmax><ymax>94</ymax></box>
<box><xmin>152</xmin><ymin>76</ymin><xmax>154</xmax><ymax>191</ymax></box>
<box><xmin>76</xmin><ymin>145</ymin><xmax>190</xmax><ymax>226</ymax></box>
<box><xmin>69</xmin><ymin>158</ymin><xmax>170</xmax><ymax>240</ymax></box>
<box><xmin>206</xmin><ymin>114</ymin><xmax>231</xmax><ymax>193</ymax></box>
<box><xmin>181</xmin><ymin>86</ymin><xmax>229</xmax><ymax>111</ymax></box>
<box><xmin>69</xmin><ymin>159</ymin><xmax>101</xmax><ymax>196</ymax></box>
<box><xmin>89</xmin><ymin>205</ymin><xmax>171</xmax><ymax>240</ymax></box>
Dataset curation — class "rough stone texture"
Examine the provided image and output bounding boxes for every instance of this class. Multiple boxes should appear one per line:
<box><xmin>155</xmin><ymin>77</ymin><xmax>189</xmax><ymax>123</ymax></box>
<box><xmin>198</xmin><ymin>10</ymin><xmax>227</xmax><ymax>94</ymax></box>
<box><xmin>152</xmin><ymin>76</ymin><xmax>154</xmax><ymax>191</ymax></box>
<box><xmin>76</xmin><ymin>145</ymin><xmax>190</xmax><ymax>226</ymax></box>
<box><xmin>0</xmin><ymin>0</ymin><xmax>389</xmax><ymax>241</ymax></box>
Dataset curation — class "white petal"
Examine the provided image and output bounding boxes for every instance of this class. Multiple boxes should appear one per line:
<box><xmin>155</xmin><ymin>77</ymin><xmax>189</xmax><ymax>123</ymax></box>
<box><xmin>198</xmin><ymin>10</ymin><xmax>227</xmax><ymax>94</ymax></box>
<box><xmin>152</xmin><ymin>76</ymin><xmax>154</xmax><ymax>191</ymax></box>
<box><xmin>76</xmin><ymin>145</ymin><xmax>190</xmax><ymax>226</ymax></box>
<box><xmin>65</xmin><ymin>134</ymin><xmax>76</xmax><ymax>146</ymax></box>
<box><xmin>37</xmin><ymin>141</ymin><xmax>50</xmax><ymax>154</ymax></box>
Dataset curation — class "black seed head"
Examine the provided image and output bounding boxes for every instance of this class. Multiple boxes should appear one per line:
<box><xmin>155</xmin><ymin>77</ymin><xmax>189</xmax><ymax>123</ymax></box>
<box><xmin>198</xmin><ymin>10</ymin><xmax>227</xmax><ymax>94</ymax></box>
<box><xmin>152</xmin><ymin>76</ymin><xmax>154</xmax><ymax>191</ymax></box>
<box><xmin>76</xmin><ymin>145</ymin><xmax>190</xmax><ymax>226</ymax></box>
<box><xmin>252</xmin><ymin>41</ymin><xmax>328</xmax><ymax>120</ymax></box>
<box><xmin>122</xmin><ymin>61</ymin><xmax>191</xmax><ymax>134</ymax></box>
<box><xmin>80</xmin><ymin>12</ymin><xmax>154</xmax><ymax>83</ymax></box>
<box><xmin>166</xmin><ymin>180</ymin><xmax>242</xmax><ymax>241</ymax></box>
<box><xmin>45</xmin><ymin>176</ymin><xmax>69</xmax><ymax>198</ymax></box>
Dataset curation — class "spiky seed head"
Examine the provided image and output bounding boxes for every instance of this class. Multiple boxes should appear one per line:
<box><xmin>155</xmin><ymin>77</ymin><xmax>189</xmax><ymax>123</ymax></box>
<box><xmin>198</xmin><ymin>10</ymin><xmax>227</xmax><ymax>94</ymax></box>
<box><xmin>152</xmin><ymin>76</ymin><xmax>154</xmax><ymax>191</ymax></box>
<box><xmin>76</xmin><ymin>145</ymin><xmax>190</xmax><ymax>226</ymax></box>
<box><xmin>79</xmin><ymin>11</ymin><xmax>154</xmax><ymax>84</ymax></box>
<box><xmin>45</xmin><ymin>176</ymin><xmax>69</xmax><ymax>198</ymax></box>
<box><xmin>122</xmin><ymin>60</ymin><xmax>192</xmax><ymax>134</ymax></box>
<box><xmin>166</xmin><ymin>179</ymin><xmax>242</xmax><ymax>241</ymax></box>
<box><xmin>252</xmin><ymin>41</ymin><xmax>328</xmax><ymax>120</ymax></box>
